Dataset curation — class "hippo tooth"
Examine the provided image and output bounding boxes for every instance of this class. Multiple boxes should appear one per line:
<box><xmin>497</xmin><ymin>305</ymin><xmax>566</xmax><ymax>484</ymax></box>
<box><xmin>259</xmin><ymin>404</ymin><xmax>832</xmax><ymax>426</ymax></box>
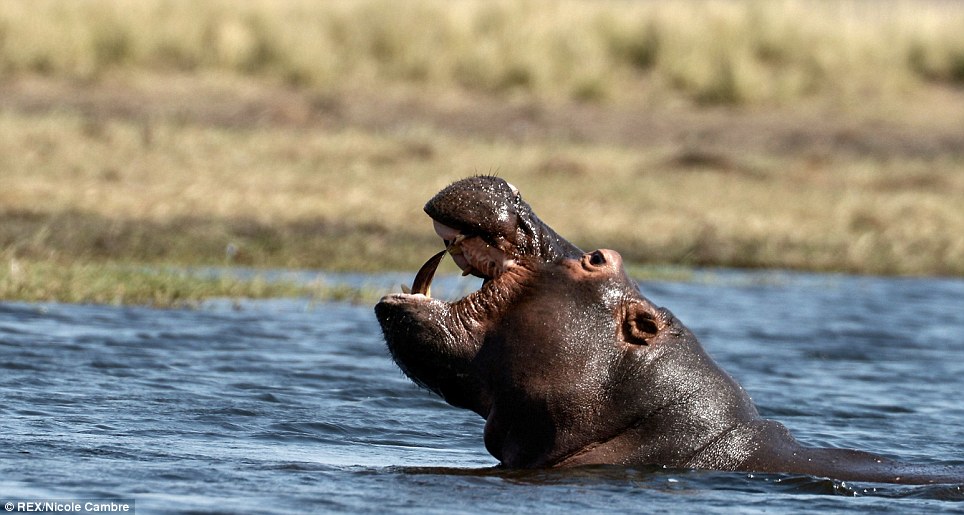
<box><xmin>447</xmin><ymin>234</ymin><xmax>466</xmax><ymax>255</ymax></box>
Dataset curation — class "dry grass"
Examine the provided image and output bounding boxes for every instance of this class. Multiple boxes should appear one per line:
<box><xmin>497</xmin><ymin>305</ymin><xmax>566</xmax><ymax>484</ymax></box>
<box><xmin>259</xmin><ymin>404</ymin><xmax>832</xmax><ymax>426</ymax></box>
<box><xmin>2</xmin><ymin>0</ymin><xmax>964</xmax><ymax>105</ymax></box>
<box><xmin>1</xmin><ymin>75</ymin><xmax>962</xmax><ymax>279</ymax></box>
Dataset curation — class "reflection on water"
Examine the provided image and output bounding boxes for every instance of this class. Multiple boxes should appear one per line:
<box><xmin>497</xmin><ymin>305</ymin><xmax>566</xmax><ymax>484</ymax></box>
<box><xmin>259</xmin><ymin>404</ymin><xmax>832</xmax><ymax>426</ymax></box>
<box><xmin>1</xmin><ymin>270</ymin><xmax>962</xmax><ymax>513</ymax></box>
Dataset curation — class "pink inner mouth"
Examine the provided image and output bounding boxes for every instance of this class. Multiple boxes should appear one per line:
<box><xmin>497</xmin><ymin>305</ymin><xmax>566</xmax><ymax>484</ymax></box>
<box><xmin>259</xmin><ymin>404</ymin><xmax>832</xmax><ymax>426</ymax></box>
<box><xmin>433</xmin><ymin>220</ymin><xmax>512</xmax><ymax>279</ymax></box>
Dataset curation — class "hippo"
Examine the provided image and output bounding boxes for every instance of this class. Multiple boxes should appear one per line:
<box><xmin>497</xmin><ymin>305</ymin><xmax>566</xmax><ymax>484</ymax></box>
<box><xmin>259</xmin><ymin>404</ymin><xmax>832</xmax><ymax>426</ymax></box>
<box><xmin>374</xmin><ymin>176</ymin><xmax>963</xmax><ymax>484</ymax></box>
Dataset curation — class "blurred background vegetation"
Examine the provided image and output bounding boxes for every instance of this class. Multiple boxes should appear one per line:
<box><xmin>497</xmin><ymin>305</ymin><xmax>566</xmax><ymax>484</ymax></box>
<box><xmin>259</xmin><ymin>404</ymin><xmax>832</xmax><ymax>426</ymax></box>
<box><xmin>4</xmin><ymin>0</ymin><xmax>964</xmax><ymax>102</ymax></box>
<box><xmin>2</xmin><ymin>0</ymin><xmax>963</xmax><ymax>304</ymax></box>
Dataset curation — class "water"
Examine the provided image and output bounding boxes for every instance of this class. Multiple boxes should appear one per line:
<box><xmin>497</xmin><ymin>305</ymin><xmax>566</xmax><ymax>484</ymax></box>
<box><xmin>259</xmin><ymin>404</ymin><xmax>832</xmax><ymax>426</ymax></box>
<box><xmin>1</xmin><ymin>271</ymin><xmax>962</xmax><ymax>513</ymax></box>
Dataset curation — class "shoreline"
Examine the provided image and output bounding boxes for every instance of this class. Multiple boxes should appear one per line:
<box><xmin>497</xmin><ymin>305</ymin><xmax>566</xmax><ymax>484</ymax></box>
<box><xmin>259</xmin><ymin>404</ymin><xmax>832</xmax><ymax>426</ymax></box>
<box><xmin>3</xmin><ymin>257</ymin><xmax>961</xmax><ymax>308</ymax></box>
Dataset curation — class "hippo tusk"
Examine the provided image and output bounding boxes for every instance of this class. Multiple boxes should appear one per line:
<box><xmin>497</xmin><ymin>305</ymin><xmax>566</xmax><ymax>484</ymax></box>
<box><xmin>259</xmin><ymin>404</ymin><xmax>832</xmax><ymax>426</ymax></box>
<box><xmin>408</xmin><ymin>234</ymin><xmax>476</xmax><ymax>296</ymax></box>
<box><xmin>410</xmin><ymin>249</ymin><xmax>448</xmax><ymax>297</ymax></box>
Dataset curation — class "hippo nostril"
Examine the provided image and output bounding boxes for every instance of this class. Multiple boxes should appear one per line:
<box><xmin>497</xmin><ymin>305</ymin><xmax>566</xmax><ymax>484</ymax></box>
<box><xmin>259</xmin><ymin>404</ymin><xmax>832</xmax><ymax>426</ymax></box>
<box><xmin>589</xmin><ymin>251</ymin><xmax>606</xmax><ymax>267</ymax></box>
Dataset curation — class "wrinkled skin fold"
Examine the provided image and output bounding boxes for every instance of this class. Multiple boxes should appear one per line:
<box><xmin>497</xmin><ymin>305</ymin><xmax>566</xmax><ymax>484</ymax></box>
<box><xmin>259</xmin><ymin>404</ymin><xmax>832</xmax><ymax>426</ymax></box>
<box><xmin>374</xmin><ymin>176</ymin><xmax>964</xmax><ymax>484</ymax></box>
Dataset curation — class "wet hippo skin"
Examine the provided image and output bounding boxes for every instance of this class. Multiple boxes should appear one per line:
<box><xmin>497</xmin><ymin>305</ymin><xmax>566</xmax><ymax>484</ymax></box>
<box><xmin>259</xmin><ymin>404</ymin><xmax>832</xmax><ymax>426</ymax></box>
<box><xmin>374</xmin><ymin>176</ymin><xmax>964</xmax><ymax>484</ymax></box>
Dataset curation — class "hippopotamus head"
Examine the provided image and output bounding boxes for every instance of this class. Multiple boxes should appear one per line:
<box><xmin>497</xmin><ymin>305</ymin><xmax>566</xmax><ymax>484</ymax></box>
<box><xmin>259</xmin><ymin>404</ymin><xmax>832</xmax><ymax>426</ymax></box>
<box><xmin>375</xmin><ymin>177</ymin><xmax>964</xmax><ymax>483</ymax></box>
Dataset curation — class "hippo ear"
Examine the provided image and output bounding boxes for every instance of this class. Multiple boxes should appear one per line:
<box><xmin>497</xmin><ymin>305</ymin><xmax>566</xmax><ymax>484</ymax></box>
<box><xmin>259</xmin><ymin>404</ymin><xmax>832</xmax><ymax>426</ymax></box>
<box><xmin>623</xmin><ymin>303</ymin><xmax>659</xmax><ymax>345</ymax></box>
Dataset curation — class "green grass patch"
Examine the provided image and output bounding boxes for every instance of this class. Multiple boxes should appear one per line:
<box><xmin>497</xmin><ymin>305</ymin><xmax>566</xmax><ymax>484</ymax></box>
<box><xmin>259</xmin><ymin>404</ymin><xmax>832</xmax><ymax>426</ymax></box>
<box><xmin>0</xmin><ymin>260</ymin><xmax>382</xmax><ymax>308</ymax></box>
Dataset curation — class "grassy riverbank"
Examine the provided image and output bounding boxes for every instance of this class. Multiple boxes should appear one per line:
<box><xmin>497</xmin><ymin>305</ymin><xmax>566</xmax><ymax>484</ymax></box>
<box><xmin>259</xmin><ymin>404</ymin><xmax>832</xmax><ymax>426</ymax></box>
<box><xmin>2</xmin><ymin>1</ymin><xmax>963</xmax><ymax>305</ymax></box>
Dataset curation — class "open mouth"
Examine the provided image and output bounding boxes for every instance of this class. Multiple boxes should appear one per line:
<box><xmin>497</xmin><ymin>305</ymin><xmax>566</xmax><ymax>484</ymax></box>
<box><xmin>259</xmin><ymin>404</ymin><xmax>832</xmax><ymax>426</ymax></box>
<box><xmin>401</xmin><ymin>221</ymin><xmax>514</xmax><ymax>299</ymax></box>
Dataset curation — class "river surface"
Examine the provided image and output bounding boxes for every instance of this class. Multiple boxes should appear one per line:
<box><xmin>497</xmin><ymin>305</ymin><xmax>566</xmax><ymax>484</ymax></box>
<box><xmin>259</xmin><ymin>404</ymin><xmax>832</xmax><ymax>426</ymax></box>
<box><xmin>1</xmin><ymin>270</ymin><xmax>963</xmax><ymax>513</ymax></box>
